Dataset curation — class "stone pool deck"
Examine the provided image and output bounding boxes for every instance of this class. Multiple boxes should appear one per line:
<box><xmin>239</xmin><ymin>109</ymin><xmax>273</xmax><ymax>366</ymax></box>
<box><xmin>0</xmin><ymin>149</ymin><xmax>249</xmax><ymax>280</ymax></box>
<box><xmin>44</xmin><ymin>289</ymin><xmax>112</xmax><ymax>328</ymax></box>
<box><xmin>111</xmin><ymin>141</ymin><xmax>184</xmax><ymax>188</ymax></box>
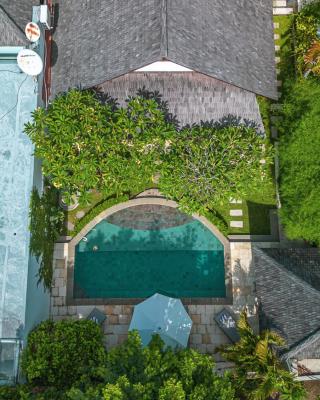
<box><xmin>51</xmin><ymin>240</ymin><xmax>257</xmax><ymax>355</ymax></box>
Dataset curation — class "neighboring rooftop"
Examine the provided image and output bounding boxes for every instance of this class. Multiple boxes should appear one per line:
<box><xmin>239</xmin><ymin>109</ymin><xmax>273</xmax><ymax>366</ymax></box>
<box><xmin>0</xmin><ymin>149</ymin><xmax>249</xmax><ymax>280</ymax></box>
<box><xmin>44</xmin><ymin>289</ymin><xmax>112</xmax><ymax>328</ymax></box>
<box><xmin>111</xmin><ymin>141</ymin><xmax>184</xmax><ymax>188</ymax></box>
<box><xmin>263</xmin><ymin>248</ymin><xmax>320</xmax><ymax>292</ymax></box>
<box><xmin>99</xmin><ymin>72</ymin><xmax>264</xmax><ymax>129</ymax></box>
<box><xmin>253</xmin><ymin>247</ymin><xmax>320</xmax><ymax>350</ymax></box>
<box><xmin>51</xmin><ymin>0</ymin><xmax>277</xmax><ymax>98</ymax></box>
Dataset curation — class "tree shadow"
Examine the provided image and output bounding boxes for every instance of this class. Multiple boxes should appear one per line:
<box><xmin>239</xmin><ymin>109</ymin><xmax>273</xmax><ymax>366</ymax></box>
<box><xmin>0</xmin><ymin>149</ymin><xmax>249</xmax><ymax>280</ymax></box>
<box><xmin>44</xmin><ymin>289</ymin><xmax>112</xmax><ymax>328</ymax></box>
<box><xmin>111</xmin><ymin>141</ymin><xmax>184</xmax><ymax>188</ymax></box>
<box><xmin>246</xmin><ymin>201</ymin><xmax>276</xmax><ymax>236</ymax></box>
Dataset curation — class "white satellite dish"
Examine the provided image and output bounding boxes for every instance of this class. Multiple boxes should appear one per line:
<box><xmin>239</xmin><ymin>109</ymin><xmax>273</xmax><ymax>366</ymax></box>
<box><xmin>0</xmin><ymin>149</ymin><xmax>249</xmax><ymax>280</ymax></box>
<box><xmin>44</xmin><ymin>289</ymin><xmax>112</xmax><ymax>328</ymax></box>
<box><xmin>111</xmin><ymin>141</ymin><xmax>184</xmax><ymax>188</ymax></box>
<box><xmin>17</xmin><ymin>49</ymin><xmax>43</xmax><ymax>76</ymax></box>
<box><xmin>25</xmin><ymin>22</ymin><xmax>41</xmax><ymax>42</ymax></box>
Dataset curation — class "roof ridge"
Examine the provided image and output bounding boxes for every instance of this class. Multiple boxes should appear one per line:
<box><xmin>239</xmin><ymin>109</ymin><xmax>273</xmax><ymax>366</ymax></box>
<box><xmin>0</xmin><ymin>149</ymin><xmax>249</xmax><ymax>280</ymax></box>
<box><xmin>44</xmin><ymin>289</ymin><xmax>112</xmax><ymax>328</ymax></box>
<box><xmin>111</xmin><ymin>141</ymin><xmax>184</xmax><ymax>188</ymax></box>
<box><xmin>160</xmin><ymin>0</ymin><xmax>168</xmax><ymax>58</ymax></box>
<box><xmin>0</xmin><ymin>6</ymin><xmax>27</xmax><ymax>46</ymax></box>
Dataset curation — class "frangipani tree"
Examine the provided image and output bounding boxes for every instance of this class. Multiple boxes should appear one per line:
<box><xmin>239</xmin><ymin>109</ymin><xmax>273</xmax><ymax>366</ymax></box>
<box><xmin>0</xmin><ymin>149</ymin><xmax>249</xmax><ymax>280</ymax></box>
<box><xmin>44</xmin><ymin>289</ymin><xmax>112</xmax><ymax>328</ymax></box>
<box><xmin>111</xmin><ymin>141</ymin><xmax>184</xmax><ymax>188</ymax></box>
<box><xmin>159</xmin><ymin>124</ymin><xmax>273</xmax><ymax>215</ymax></box>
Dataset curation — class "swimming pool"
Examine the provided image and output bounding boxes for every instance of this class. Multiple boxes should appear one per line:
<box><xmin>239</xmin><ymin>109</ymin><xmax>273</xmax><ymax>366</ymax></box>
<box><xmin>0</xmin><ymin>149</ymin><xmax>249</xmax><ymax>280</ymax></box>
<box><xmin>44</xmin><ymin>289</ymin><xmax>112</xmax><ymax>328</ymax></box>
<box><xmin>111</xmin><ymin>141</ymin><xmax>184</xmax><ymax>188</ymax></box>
<box><xmin>74</xmin><ymin>205</ymin><xmax>226</xmax><ymax>299</ymax></box>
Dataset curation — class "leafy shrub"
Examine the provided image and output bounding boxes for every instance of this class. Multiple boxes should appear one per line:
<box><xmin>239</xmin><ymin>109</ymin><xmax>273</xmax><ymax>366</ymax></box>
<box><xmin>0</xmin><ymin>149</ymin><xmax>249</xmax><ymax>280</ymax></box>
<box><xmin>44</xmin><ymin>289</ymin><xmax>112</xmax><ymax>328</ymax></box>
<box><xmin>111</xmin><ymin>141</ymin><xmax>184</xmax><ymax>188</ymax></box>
<box><xmin>0</xmin><ymin>386</ymin><xmax>20</xmax><ymax>400</ymax></box>
<box><xmin>159</xmin><ymin>124</ymin><xmax>272</xmax><ymax>215</ymax></box>
<box><xmin>29</xmin><ymin>185</ymin><xmax>65</xmax><ymax>289</ymax></box>
<box><xmin>295</xmin><ymin>1</ymin><xmax>320</xmax><ymax>75</ymax></box>
<box><xmin>21</xmin><ymin>320</ymin><xmax>106</xmax><ymax>389</ymax></box>
<box><xmin>26</xmin><ymin>89</ymin><xmax>271</xmax><ymax>222</ymax></box>
<box><xmin>102</xmin><ymin>331</ymin><xmax>236</xmax><ymax>400</ymax></box>
<box><xmin>72</xmin><ymin>194</ymin><xmax>129</xmax><ymax>236</ymax></box>
<box><xmin>25</xmin><ymin>89</ymin><xmax>176</xmax><ymax>204</ymax></box>
<box><xmin>278</xmin><ymin>77</ymin><xmax>320</xmax><ymax>244</ymax></box>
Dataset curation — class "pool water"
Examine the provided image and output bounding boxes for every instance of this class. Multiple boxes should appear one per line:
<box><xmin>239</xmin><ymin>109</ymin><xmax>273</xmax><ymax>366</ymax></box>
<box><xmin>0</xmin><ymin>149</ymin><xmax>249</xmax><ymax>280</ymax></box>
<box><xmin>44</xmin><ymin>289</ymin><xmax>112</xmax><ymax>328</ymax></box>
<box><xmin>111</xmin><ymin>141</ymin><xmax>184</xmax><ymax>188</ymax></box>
<box><xmin>74</xmin><ymin>205</ymin><xmax>226</xmax><ymax>299</ymax></box>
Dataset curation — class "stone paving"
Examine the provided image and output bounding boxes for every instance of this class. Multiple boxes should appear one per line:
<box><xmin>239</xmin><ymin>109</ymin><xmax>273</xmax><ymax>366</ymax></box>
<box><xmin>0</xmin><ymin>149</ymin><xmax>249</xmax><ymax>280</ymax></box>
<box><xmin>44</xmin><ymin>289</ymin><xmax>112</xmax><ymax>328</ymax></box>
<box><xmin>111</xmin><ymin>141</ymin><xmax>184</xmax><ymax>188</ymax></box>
<box><xmin>51</xmin><ymin>238</ymin><xmax>257</xmax><ymax>356</ymax></box>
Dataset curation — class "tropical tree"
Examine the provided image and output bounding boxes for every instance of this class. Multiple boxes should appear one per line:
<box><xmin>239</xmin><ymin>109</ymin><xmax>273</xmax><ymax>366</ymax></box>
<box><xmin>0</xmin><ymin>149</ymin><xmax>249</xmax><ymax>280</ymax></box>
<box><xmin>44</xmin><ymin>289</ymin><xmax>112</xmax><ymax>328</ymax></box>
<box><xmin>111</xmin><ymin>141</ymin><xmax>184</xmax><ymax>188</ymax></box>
<box><xmin>25</xmin><ymin>89</ymin><xmax>176</xmax><ymax>203</ymax></box>
<box><xmin>217</xmin><ymin>311</ymin><xmax>306</xmax><ymax>400</ymax></box>
<box><xmin>159</xmin><ymin>124</ymin><xmax>272</xmax><ymax>215</ymax></box>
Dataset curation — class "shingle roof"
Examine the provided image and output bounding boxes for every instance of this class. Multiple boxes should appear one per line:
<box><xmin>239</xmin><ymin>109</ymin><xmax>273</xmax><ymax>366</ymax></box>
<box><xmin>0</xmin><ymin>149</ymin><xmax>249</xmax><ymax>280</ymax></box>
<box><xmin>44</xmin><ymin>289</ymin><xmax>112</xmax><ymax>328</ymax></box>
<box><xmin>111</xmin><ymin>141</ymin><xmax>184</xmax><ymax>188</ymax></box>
<box><xmin>0</xmin><ymin>7</ymin><xmax>27</xmax><ymax>46</ymax></box>
<box><xmin>283</xmin><ymin>329</ymin><xmax>320</xmax><ymax>366</ymax></box>
<box><xmin>253</xmin><ymin>247</ymin><xmax>320</xmax><ymax>350</ymax></box>
<box><xmin>51</xmin><ymin>0</ymin><xmax>277</xmax><ymax>99</ymax></box>
<box><xmin>99</xmin><ymin>71</ymin><xmax>264</xmax><ymax>130</ymax></box>
<box><xmin>0</xmin><ymin>1</ymin><xmax>36</xmax><ymax>31</ymax></box>
<box><xmin>263</xmin><ymin>248</ymin><xmax>320</xmax><ymax>292</ymax></box>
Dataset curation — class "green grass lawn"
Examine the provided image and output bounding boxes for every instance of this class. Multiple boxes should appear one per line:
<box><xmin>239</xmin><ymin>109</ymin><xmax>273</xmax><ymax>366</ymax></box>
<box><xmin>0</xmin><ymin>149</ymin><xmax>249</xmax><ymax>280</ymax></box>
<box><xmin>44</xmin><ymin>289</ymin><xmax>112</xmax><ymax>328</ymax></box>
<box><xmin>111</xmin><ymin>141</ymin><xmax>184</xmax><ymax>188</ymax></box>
<box><xmin>274</xmin><ymin>14</ymin><xmax>295</xmax><ymax>97</ymax></box>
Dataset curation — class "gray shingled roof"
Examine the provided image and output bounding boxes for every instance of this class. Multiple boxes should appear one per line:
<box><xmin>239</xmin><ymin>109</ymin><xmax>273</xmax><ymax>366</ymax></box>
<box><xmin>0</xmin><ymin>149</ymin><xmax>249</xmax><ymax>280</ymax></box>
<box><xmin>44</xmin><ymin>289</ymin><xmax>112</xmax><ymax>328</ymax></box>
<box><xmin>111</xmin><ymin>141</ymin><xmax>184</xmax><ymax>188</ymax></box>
<box><xmin>51</xmin><ymin>0</ymin><xmax>277</xmax><ymax>99</ymax></box>
<box><xmin>99</xmin><ymin>71</ymin><xmax>264</xmax><ymax>129</ymax></box>
<box><xmin>263</xmin><ymin>248</ymin><xmax>320</xmax><ymax>292</ymax></box>
<box><xmin>253</xmin><ymin>247</ymin><xmax>320</xmax><ymax>350</ymax></box>
<box><xmin>0</xmin><ymin>1</ymin><xmax>39</xmax><ymax>47</ymax></box>
<box><xmin>283</xmin><ymin>329</ymin><xmax>320</xmax><ymax>366</ymax></box>
<box><xmin>0</xmin><ymin>7</ymin><xmax>27</xmax><ymax>46</ymax></box>
<box><xmin>0</xmin><ymin>1</ymin><xmax>36</xmax><ymax>31</ymax></box>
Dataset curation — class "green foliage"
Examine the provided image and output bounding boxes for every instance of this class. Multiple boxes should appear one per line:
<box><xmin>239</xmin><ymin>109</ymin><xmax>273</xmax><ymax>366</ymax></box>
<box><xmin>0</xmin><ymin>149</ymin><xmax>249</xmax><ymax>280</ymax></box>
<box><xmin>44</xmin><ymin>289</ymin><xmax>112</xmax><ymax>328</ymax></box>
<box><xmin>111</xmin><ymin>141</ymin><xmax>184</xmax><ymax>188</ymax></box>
<box><xmin>29</xmin><ymin>185</ymin><xmax>64</xmax><ymax>289</ymax></box>
<box><xmin>25</xmin><ymin>89</ymin><xmax>176</xmax><ymax>203</ymax></box>
<box><xmin>278</xmin><ymin>77</ymin><xmax>320</xmax><ymax>244</ymax></box>
<box><xmin>217</xmin><ymin>311</ymin><xmax>306</xmax><ymax>400</ymax></box>
<box><xmin>295</xmin><ymin>1</ymin><xmax>320</xmax><ymax>76</ymax></box>
<box><xmin>26</xmin><ymin>89</ymin><xmax>271</xmax><ymax>229</ymax></box>
<box><xmin>159</xmin><ymin>124</ymin><xmax>272</xmax><ymax>215</ymax></box>
<box><xmin>158</xmin><ymin>379</ymin><xmax>186</xmax><ymax>400</ymax></box>
<box><xmin>0</xmin><ymin>385</ymin><xmax>67</xmax><ymax>400</ymax></box>
<box><xmin>257</xmin><ymin>96</ymin><xmax>272</xmax><ymax>140</ymax></box>
<box><xmin>71</xmin><ymin>194</ymin><xmax>129</xmax><ymax>236</ymax></box>
<box><xmin>21</xmin><ymin>319</ymin><xmax>107</xmax><ymax>389</ymax></box>
<box><xmin>102</xmin><ymin>331</ymin><xmax>236</xmax><ymax>400</ymax></box>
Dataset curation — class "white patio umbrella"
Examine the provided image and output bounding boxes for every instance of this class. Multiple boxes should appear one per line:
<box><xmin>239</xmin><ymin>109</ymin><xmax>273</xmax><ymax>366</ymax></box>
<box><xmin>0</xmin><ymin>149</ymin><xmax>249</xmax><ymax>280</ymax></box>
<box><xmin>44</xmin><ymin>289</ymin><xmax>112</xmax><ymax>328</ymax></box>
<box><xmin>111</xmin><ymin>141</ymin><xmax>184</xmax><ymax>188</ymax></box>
<box><xmin>129</xmin><ymin>293</ymin><xmax>192</xmax><ymax>348</ymax></box>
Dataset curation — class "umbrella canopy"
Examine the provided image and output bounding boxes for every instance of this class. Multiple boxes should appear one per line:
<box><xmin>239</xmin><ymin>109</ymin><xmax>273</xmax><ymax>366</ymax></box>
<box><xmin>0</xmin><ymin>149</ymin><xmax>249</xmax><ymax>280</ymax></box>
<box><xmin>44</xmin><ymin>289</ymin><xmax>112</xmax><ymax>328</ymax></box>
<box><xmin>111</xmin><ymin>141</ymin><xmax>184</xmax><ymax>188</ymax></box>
<box><xmin>129</xmin><ymin>293</ymin><xmax>192</xmax><ymax>348</ymax></box>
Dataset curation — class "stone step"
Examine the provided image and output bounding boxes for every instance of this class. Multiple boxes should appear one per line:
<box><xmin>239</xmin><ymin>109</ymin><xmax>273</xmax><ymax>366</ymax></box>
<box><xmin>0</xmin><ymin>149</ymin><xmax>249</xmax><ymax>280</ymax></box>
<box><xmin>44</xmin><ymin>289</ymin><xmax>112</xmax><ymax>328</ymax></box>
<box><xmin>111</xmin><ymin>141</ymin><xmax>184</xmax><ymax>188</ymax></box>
<box><xmin>274</xmin><ymin>22</ymin><xmax>280</xmax><ymax>29</ymax></box>
<box><xmin>229</xmin><ymin>198</ymin><xmax>243</xmax><ymax>204</ymax></box>
<box><xmin>275</xmin><ymin>44</ymin><xmax>280</xmax><ymax>52</ymax></box>
<box><xmin>270</xmin><ymin>103</ymin><xmax>283</xmax><ymax>112</ymax></box>
<box><xmin>273</xmin><ymin>7</ymin><xmax>293</xmax><ymax>15</ymax></box>
<box><xmin>274</xmin><ymin>33</ymin><xmax>280</xmax><ymax>40</ymax></box>
<box><xmin>230</xmin><ymin>221</ymin><xmax>244</xmax><ymax>228</ymax></box>
<box><xmin>230</xmin><ymin>209</ymin><xmax>243</xmax><ymax>217</ymax></box>
<box><xmin>271</xmin><ymin>126</ymin><xmax>278</xmax><ymax>139</ymax></box>
<box><xmin>273</xmin><ymin>0</ymin><xmax>287</xmax><ymax>6</ymax></box>
<box><xmin>275</xmin><ymin>56</ymin><xmax>281</xmax><ymax>64</ymax></box>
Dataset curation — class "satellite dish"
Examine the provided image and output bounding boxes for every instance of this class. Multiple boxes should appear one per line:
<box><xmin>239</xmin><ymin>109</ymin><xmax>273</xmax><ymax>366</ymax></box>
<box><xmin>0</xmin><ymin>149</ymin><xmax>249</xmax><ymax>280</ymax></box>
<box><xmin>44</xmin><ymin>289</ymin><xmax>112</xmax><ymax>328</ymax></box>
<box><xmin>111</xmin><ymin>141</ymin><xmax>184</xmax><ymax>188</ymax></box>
<box><xmin>25</xmin><ymin>22</ymin><xmax>41</xmax><ymax>42</ymax></box>
<box><xmin>17</xmin><ymin>49</ymin><xmax>43</xmax><ymax>76</ymax></box>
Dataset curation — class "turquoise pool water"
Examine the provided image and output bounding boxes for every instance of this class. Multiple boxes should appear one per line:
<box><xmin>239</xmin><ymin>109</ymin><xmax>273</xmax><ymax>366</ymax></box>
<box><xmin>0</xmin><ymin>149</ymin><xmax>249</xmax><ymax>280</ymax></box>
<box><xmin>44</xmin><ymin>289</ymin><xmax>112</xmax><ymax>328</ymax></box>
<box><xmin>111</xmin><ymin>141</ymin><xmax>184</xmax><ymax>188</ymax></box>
<box><xmin>74</xmin><ymin>205</ymin><xmax>226</xmax><ymax>299</ymax></box>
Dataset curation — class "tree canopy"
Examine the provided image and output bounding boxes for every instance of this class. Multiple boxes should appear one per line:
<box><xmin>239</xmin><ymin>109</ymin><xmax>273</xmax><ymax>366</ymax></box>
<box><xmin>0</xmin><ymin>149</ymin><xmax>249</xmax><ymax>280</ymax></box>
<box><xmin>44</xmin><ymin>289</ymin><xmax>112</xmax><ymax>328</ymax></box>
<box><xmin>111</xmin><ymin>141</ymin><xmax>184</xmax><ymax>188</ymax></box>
<box><xmin>25</xmin><ymin>89</ymin><xmax>270</xmax><ymax>216</ymax></box>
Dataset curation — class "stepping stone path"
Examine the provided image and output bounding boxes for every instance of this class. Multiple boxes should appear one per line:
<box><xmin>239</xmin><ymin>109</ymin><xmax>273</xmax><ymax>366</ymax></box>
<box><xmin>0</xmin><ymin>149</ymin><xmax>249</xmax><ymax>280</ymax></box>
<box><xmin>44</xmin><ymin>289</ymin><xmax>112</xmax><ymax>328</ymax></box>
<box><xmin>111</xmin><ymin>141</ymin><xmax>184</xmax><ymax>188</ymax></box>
<box><xmin>229</xmin><ymin>198</ymin><xmax>242</xmax><ymax>204</ymax></box>
<box><xmin>230</xmin><ymin>221</ymin><xmax>244</xmax><ymax>229</ymax></box>
<box><xmin>229</xmin><ymin>198</ymin><xmax>244</xmax><ymax>230</ymax></box>
<box><xmin>67</xmin><ymin>221</ymin><xmax>74</xmax><ymax>231</ymax></box>
<box><xmin>230</xmin><ymin>209</ymin><xmax>243</xmax><ymax>217</ymax></box>
<box><xmin>76</xmin><ymin>210</ymin><xmax>85</xmax><ymax>219</ymax></box>
<box><xmin>273</xmin><ymin>0</ymin><xmax>293</xmax><ymax>15</ymax></box>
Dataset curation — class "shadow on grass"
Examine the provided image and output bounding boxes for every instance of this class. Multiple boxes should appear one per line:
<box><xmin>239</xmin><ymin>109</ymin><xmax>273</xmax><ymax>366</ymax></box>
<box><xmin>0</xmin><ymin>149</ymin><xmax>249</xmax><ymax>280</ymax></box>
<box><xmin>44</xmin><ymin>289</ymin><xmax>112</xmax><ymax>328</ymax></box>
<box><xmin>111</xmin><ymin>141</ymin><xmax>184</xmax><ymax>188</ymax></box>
<box><xmin>247</xmin><ymin>201</ymin><xmax>276</xmax><ymax>236</ymax></box>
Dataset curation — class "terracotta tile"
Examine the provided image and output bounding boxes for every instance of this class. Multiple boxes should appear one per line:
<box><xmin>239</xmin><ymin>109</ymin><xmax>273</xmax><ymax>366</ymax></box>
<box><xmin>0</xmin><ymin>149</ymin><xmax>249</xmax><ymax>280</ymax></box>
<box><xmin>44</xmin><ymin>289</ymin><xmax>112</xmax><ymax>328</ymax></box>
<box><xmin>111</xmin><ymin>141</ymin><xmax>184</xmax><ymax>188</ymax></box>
<box><xmin>190</xmin><ymin>314</ymin><xmax>201</xmax><ymax>324</ymax></box>
<box><xmin>109</xmin><ymin>315</ymin><xmax>119</xmax><ymax>324</ymax></box>
<box><xmin>202</xmin><ymin>334</ymin><xmax>211</xmax><ymax>345</ymax></box>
